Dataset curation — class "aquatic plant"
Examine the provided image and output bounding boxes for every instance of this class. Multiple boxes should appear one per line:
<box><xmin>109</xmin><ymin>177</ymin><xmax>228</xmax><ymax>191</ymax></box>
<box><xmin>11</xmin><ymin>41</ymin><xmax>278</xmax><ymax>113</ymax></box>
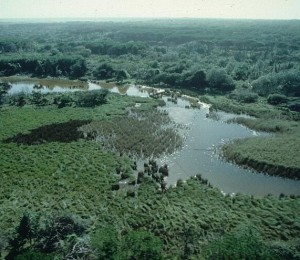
<box><xmin>79</xmin><ymin>108</ymin><xmax>183</xmax><ymax>159</ymax></box>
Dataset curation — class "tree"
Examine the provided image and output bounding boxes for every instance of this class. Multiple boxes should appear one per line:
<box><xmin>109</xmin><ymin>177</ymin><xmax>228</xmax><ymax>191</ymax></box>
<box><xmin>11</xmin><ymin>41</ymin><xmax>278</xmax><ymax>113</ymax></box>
<box><xmin>93</xmin><ymin>63</ymin><xmax>116</xmax><ymax>79</ymax></box>
<box><xmin>9</xmin><ymin>213</ymin><xmax>38</xmax><ymax>255</ymax></box>
<box><xmin>116</xmin><ymin>69</ymin><xmax>129</xmax><ymax>83</ymax></box>
<box><xmin>0</xmin><ymin>82</ymin><xmax>11</xmax><ymax>105</ymax></box>
<box><xmin>70</xmin><ymin>59</ymin><xmax>87</xmax><ymax>78</ymax></box>
<box><xmin>91</xmin><ymin>226</ymin><xmax>120</xmax><ymax>260</ymax></box>
<box><xmin>233</xmin><ymin>63</ymin><xmax>249</xmax><ymax>81</ymax></box>
<box><xmin>207</xmin><ymin>68</ymin><xmax>235</xmax><ymax>92</ymax></box>
<box><xmin>37</xmin><ymin>214</ymin><xmax>88</xmax><ymax>253</ymax></box>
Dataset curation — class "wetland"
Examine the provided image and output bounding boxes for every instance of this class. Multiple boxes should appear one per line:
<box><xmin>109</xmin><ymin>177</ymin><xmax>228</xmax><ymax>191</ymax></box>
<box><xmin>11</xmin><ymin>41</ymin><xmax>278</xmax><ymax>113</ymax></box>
<box><xmin>0</xmin><ymin>19</ymin><xmax>300</xmax><ymax>259</ymax></box>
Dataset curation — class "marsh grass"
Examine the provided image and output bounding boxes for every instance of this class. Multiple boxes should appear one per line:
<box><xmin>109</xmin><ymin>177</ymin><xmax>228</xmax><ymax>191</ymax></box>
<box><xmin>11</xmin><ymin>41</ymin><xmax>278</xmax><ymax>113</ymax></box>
<box><xmin>205</xmin><ymin>94</ymin><xmax>300</xmax><ymax>178</ymax></box>
<box><xmin>226</xmin><ymin>117</ymin><xmax>300</xmax><ymax>133</ymax></box>
<box><xmin>1</xmin><ymin>92</ymin><xmax>300</xmax><ymax>258</ymax></box>
<box><xmin>79</xmin><ymin>109</ymin><xmax>183</xmax><ymax>158</ymax></box>
<box><xmin>222</xmin><ymin>134</ymin><xmax>300</xmax><ymax>179</ymax></box>
<box><xmin>205</xmin><ymin>95</ymin><xmax>300</xmax><ymax>121</ymax></box>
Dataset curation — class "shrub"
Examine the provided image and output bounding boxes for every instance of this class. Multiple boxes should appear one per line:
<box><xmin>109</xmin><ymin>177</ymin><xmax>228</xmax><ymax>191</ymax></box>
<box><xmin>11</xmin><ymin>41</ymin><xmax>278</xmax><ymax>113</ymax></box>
<box><xmin>229</xmin><ymin>90</ymin><xmax>258</xmax><ymax>103</ymax></box>
<box><xmin>287</xmin><ymin>99</ymin><xmax>300</xmax><ymax>112</ymax></box>
<box><xmin>204</xmin><ymin>225</ymin><xmax>277</xmax><ymax>259</ymax></box>
<box><xmin>30</xmin><ymin>91</ymin><xmax>48</xmax><ymax>107</ymax></box>
<box><xmin>267</xmin><ymin>94</ymin><xmax>288</xmax><ymax>105</ymax></box>
<box><xmin>9</xmin><ymin>92</ymin><xmax>27</xmax><ymax>107</ymax></box>
<box><xmin>207</xmin><ymin>68</ymin><xmax>235</xmax><ymax>92</ymax></box>
<box><xmin>91</xmin><ymin>226</ymin><xmax>120</xmax><ymax>260</ymax></box>
<box><xmin>37</xmin><ymin>214</ymin><xmax>88</xmax><ymax>253</ymax></box>
<box><xmin>0</xmin><ymin>82</ymin><xmax>11</xmax><ymax>105</ymax></box>
<box><xmin>75</xmin><ymin>89</ymin><xmax>108</xmax><ymax>107</ymax></box>
<box><xmin>53</xmin><ymin>94</ymin><xmax>74</xmax><ymax>108</ymax></box>
<box><xmin>120</xmin><ymin>231</ymin><xmax>163</xmax><ymax>260</ymax></box>
<box><xmin>15</xmin><ymin>250</ymin><xmax>54</xmax><ymax>260</ymax></box>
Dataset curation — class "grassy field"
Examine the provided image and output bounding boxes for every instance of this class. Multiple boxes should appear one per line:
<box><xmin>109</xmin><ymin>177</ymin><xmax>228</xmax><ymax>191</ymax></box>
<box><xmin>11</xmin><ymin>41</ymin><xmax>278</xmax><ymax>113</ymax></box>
<box><xmin>201</xmin><ymin>95</ymin><xmax>300</xmax><ymax>179</ymax></box>
<box><xmin>223</xmin><ymin>134</ymin><xmax>300</xmax><ymax>179</ymax></box>
<box><xmin>1</xmin><ymin>92</ymin><xmax>300</xmax><ymax>258</ymax></box>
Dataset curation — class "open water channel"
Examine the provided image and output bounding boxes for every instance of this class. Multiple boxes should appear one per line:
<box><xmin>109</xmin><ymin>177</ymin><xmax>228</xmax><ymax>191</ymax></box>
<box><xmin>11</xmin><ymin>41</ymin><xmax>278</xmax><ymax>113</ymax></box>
<box><xmin>4</xmin><ymin>78</ymin><xmax>300</xmax><ymax>196</ymax></box>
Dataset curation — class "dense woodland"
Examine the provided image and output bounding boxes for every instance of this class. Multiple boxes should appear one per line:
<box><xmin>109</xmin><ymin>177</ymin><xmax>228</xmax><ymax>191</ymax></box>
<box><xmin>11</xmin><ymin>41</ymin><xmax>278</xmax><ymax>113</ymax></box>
<box><xmin>0</xmin><ymin>20</ymin><xmax>300</xmax><ymax>102</ymax></box>
<box><xmin>0</xmin><ymin>20</ymin><xmax>300</xmax><ymax>259</ymax></box>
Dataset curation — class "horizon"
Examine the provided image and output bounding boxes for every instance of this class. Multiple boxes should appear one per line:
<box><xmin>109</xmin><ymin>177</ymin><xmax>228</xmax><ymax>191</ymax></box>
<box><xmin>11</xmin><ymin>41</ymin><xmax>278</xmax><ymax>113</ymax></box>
<box><xmin>0</xmin><ymin>17</ymin><xmax>299</xmax><ymax>24</ymax></box>
<box><xmin>1</xmin><ymin>0</ymin><xmax>300</xmax><ymax>21</ymax></box>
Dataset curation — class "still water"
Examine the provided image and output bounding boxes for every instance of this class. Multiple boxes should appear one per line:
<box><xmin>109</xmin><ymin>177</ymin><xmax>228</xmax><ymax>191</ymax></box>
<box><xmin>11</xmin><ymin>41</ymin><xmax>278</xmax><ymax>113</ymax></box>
<box><xmin>99</xmin><ymin>83</ymin><xmax>300</xmax><ymax>196</ymax></box>
<box><xmin>3</xmin><ymin>78</ymin><xmax>300</xmax><ymax>196</ymax></box>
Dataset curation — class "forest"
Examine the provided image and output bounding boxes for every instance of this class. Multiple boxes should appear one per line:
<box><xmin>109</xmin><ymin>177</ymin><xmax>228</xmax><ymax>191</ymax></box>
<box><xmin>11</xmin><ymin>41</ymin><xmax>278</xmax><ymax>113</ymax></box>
<box><xmin>0</xmin><ymin>19</ymin><xmax>300</xmax><ymax>259</ymax></box>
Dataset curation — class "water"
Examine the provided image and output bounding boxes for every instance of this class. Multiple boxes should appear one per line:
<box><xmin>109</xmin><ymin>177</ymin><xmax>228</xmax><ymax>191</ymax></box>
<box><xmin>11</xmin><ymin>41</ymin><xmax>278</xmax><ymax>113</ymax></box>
<box><xmin>98</xmin><ymin>84</ymin><xmax>300</xmax><ymax>196</ymax></box>
<box><xmin>158</xmin><ymin>97</ymin><xmax>300</xmax><ymax>196</ymax></box>
<box><xmin>3</xmin><ymin>79</ymin><xmax>300</xmax><ymax>196</ymax></box>
<box><xmin>7</xmin><ymin>82</ymin><xmax>97</xmax><ymax>95</ymax></box>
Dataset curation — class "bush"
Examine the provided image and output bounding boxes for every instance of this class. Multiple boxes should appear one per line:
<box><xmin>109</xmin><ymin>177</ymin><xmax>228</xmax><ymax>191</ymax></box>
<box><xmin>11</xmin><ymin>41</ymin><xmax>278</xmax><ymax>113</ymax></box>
<box><xmin>267</xmin><ymin>94</ymin><xmax>288</xmax><ymax>105</ymax></box>
<box><xmin>204</xmin><ymin>225</ymin><xmax>277</xmax><ymax>259</ymax></box>
<box><xmin>15</xmin><ymin>250</ymin><xmax>54</xmax><ymax>260</ymax></box>
<box><xmin>287</xmin><ymin>99</ymin><xmax>300</xmax><ymax>112</ymax></box>
<box><xmin>75</xmin><ymin>89</ymin><xmax>108</xmax><ymax>107</ymax></box>
<box><xmin>0</xmin><ymin>231</ymin><xmax>8</xmax><ymax>258</ymax></box>
<box><xmin>120</xmin><ymin>231</ymin><xmax>163</xmax><ymax>260</ymax></box>
<box><xmin>229</xmin><ymin>90</ymin><xmax>258</xmax><ymax>103</ymax></box>
<box><xmin>53</xmin><ymin>94</ymin><xmax>74</xmax><ymax>108</ymax></box>
<box><xmin>37</xmin><ymin>214</ymin><xmax>88</xmax><ymax>253</ymax></box>
<box><xmin>91</xmin><ymin>226</ymin><xmax>120</xmax><ymax>260</ymax></box>
<box><xmin>0</xmin><ymin>82</ymin><xmax>11</xmax><ymax>105</ymax></box>
<box><xmin>207</xmin><ymin>68</ymin><xmax>235</xmax><ymax>92</ymax></box>
<box><xmin>92</xmin><ymin>228</ymin><xmax>163</xmax><ymax>260</ymax></box>
<box><xmin>9</xmin><ymin>93</ymin><xmax>27</xmax><ymax>107</ymax></box>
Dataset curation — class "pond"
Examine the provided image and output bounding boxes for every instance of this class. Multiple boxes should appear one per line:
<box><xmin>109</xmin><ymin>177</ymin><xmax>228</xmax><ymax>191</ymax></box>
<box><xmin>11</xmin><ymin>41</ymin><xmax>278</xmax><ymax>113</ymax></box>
<box><xmin>2</xmin><ymin>78</ymin><xmax>300</xmax><ymax>196</ymax></box>
<box><xmin>3</xmin><ymin>77</ymin><xmax>96</xmax><ymax>94</ymax></box>
<box><xmin>98</xmin><ymin>83</ymin><xmax>300</xmax><ymax>196</ymax></box>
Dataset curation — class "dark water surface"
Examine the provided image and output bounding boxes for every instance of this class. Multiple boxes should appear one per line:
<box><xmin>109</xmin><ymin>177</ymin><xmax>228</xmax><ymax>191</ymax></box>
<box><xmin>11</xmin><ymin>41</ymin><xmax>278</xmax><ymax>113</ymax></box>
<box><xmin>4</xmin><ymin>79</ymin><xmax>300</xmax><ymax>196</ymax></box>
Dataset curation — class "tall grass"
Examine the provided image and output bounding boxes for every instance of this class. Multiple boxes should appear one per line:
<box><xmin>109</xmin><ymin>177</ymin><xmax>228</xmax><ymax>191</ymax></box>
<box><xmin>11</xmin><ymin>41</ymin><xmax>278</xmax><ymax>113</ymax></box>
<box><xmin>79</xmin><ymin>109</ymin><xmax>183</xmax><ymax>158</ymax></box>
<box><xmin>222</xmin><ymin>134</ymin><xmax>300</xmax><ymax>179</ymax></box>
<box><xmin>204</xmin><ymin>94</ymin><xmax>300</xmax><ymax>178</ymax></box>
<box><xmin>0</xmin><ymin>92</ymin><xmax>299</xmax><ymax>258</ymax></box>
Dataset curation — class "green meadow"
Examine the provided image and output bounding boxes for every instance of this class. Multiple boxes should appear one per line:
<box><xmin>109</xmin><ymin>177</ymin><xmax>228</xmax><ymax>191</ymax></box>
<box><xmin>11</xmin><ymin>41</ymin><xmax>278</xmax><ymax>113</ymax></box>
<box><xmin>0</xmin><ymin>92</ymin><xmax>299</xmax><ymax>259</ymax></box>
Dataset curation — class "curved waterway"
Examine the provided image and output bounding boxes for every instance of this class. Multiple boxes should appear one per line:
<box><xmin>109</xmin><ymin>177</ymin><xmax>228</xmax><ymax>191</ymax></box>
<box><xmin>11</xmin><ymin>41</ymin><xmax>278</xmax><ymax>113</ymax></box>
<box><xmin>3</xmin><ymin>78</ymin><xmax>300</xmax><ymax>196</ymax></box>
<box><xmin>99</xmin><ymin>83</ymin><xmax>300</xmax><ymax>196</ymax></box>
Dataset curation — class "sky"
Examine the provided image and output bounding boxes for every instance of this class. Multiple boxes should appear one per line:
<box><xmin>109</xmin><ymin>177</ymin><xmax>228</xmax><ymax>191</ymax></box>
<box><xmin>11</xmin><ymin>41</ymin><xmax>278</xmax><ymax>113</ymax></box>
<box><xmin>0</xmin><ymin>0</ymin><xmax>299</xmax><ymax>20</ymax></box>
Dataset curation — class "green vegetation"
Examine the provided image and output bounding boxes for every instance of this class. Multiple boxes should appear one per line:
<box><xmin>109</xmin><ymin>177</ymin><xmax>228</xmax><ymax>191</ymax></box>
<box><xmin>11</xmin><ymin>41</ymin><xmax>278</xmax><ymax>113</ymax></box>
<box><xmin>79</xmin><ymin>109</ymin><xmax>182</xmax><ymax>158</ymax></box>
<box><xmin>1</xmin><ymin>19</ymin><xmax>299</xmax><ymax>98</ymax></box>
<box><xmin>223</xmin><ymin>134</ymin><xmax>300</xmax><ymax>179</ymax></box>
<box><xmin>0</xmin><ymin>19</ymin><xmax>300</xmax><ymax>258</ymax></box>
<box><xmin>203</xmin><ymin>94</ymin><xmax>300</xmax><ymax>178</ymax></box>
<box><xmin>0</xmin><ymin>90</ymin><xmax>299</xmax><ymax>258</ymax></box>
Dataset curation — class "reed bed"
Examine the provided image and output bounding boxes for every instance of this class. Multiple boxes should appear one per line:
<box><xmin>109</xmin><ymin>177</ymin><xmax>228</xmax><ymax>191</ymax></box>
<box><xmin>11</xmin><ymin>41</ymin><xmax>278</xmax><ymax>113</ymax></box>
<box><xmin>222</xmin><ymin>134</ymin><xmax>300</xmax><ymax>179</ymax></box>
<box><xmin>79</xmin><ymin>109</ymin><xmax>183</xmax><ymax>159</ymax></box>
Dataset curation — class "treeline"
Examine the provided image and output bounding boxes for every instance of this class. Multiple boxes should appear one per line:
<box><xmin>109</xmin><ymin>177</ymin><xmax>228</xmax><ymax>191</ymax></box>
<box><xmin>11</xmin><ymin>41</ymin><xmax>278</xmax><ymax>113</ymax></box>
<box><xmin>0</xmin><ymin>20</ymin><xmax>300</xmax><ymax>98</ymax></box>
<box><xmin>0</xmin><ymin>56</ymin><xmax>87</xmax><ymax>78</ymax></box>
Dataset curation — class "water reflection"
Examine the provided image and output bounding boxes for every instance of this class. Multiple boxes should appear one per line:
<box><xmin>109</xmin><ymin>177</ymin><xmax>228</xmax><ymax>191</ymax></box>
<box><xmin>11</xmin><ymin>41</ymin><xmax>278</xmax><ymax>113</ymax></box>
<box><xmin>99</xmin><ymin>84</ymin><xmax>300</xmax><ymax>196</ymax></box>
<box><xmin>4</xmin><ymin>78</ymin><xmax>300</xmax><ymax>196</ymax></box>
